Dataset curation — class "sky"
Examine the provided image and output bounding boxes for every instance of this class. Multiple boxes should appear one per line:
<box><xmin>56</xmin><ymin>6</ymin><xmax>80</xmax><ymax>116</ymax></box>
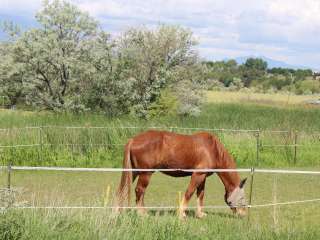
<box><xmin>1</xmin><ymin>0</ymin><xmax>320</xmax><ymax>69</ymax></box>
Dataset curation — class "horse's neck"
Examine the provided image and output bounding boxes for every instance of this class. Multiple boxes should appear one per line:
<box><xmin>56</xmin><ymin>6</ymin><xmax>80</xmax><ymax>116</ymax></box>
<box><xmin>217</xmin><ymin>172</ymin><xmax>240</xmax><ymax>193</ymax></box>
<box><xmin>215</xmin><ymin>146</ymin><xmax>240</xmax><ymax>192</ymax></box>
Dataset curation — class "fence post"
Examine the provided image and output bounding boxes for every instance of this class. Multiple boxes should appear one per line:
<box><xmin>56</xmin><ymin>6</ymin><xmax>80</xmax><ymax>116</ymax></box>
<box><xmin>294</xmin><ymin>131</ymin><xmax>298</xmax><ymax>165</ymax></box>
<box><xmin>247</xmin><ymin>167</ymin><xmax>255</xmax><ymax>222</ymax></box>
<box><xmin>272</xmin><ymin>175</ymin><xmax>278</xmax><ymax>230</ymax></box>
<box><xmin>177</xmin><ymin>191</ymin><xmax>182</xmax><ymax>215</ymax></box>
<box><xmin>39</xmin><ymin>127</ymin><xmax>43</xmax><ymax>163</ymax></box>
<box><xmin>7</xmin><ymin>160</ymin><xmax>12</xmax><ymax>190</ymax></box>
<box><xmin>255</xmin><ymin>130</ymin><xmax>260</xmax><ymax>165</ymax></box>
<box><xmin>104</xmin><ymin>185</ymin><xmax>111</xmax><ymax>207</ymax></box>
<box><xmin>7</xmin><ymin>128</ymin><xmax>13</xmax><ymax>190</ymax></box>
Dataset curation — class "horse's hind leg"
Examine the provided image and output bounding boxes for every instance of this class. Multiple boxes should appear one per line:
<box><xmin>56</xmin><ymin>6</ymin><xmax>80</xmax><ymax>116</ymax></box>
<box><xmin>179</xmin><ymin>173</ymin><xmax>206</xmax><ymax>219</ymax></box>
<box><xmin>135</xmin><ymin>173</ymin><xmax>152</xmax><ymax>215</ymax></box>
<box><xmin>196</xmin><ymin>178</ymin><xmax>207</xmax><ymax>218</ymax></box>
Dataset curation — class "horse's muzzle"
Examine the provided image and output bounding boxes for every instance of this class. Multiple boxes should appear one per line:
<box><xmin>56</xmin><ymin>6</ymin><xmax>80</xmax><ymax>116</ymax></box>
<box><xmin>231</xmin><ymin>207</ymin><xmax>247</xmax><ymax>217</ymax></box>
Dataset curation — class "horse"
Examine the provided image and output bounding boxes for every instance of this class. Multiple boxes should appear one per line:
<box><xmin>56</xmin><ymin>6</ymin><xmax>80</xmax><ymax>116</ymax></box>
<box><xmin>116</xmin><ymin>130</ymin><xmax>248</xmax><ymax>218</ymax></box>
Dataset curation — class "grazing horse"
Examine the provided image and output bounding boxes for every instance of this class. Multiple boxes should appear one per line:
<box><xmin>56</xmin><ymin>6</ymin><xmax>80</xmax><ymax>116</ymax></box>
<box><xmin>116</xmin><ymin>130</ymin><xmax>248</xmax><ymax>218</ymax></box>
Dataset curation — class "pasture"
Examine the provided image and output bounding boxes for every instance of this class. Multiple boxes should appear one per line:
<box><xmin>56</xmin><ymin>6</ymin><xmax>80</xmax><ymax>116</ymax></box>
<box><xmin>206</xmin><ymin>91</ymin><xmax>320</xmax><ymax>107</ymax></box>
<box><xmin>1</xmin><ymin>97</ymin><xmax>320</xmax><ymax>239</ymax></box>
<box><xmin>1</xmin><ymin>169</ymin><xmax>320</xmax><ymax>239</ymax></box>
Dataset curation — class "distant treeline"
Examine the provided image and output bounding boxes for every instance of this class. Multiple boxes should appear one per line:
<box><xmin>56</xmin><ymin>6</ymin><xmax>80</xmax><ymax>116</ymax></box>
<box><xmin>203</xmin><ymin>59</ymin><xmax>319</xmax><ymax>94</ymax></box>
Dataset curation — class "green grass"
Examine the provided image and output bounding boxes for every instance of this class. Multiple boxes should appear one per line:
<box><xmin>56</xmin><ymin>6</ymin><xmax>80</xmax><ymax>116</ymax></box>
<box><xmin>0</xmin><ymin>102</ymin><xmax>320</xmax><ymax>131</ymax></box>
<box><xmin>1</xmin><ymin>170</ymin><xmax>320</xmax><ymax>239</ymax></box>
<box><xmin>1</xmin><ymin>101</ymin><xmax>320</xmax><ymax>239</ymax></box>
<box><xmin>0</xmin><ymin>103</ymin><xmax>320</xmax><ymax>168</ymax></box>
<box><xmin>1</xmin><ymin>209</ymin><xmax>320</xmax><ymax>240</ymax></box>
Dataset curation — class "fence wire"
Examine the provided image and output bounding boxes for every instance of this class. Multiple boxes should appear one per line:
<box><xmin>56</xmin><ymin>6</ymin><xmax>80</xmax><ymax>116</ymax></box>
<box><xmin>1</xmin><ymin>166</ymin><xmax>320</xmax><ymax>212</ymax></box>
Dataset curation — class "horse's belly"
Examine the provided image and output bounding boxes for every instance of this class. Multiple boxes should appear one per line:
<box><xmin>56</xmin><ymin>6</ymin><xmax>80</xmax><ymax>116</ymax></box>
<box><xmin>160</xmin><ymin>171</ymin><xmax>192</xmax><ymax>177</ymax></box>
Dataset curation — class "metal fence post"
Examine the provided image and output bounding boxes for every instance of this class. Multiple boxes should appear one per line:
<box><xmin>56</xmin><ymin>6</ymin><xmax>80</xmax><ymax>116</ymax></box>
<box><xmin>294</xmin><ymin>131</ymin><xmax>298</xmax><ymax>165</ymax></box>
<box><xmin>247</xmin><ymin>167</ymin><xmax>255</xmax><ymax>222</ymax></box>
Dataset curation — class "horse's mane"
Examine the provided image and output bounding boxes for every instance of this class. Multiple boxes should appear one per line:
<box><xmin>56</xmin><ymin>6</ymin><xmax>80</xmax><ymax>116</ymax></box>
<box><xmin>211</xmin><ymin>134</ymin><xmax>235</xmax><ymax>167</ymax></box>
<box><xmin>212</xmin><ymin>134</ymin><xmax>240</xmax><ymax>189</ymax></box>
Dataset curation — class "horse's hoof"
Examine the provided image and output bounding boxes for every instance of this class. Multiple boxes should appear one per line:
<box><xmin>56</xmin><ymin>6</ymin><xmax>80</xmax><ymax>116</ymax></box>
<box><xmin>137</xmin><ymin>210</ymin><xmax>148</xmax><ymax>216</ymax></box>
<box><xmin>196</xmin><ymin>212</ymin><xmax>207</xmax><ymax>219</ymax></box>
<box><xmin>178</xmin><ymin>212</ymin><xmax>187</xmax><ymax>220</ymax></box>
<box><xmin>112</xmin><ymin>207</ymin><xmax>121</xmax><ymax>215</ymax></box>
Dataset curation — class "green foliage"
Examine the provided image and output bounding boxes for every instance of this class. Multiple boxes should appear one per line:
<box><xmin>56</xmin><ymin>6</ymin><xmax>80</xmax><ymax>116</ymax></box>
<box><xmin>8</xmin><ymin>0</ymin><xmax>98</xmax><ymax>111</ymax></box>
<box><xmin>117</xmin><ymin>25</ymin><xmax>202</xmax><ymax>117</ymax></box>
<box><xmin>203</xmin><ymin>58</ymin><xmax>315</xmax><ymax>94</ymax></box>
<box><xmin>148</xmin><ymin>89</ymin><xmax>178</xmax><ymax>118</ymax></box>
<box><xmin>204</xmin><ymin>60</ymin><xmax>240</xmax><ymax>87</ymax></box>
<box><xmin>0</xmin><ymin>103</ymin><xmax>320</xmax><ymax>168</ymax></box>
<box><xmin>240</xmin><ymin>58</ymin><xmax>268</xmax><ymax>87</ymax></box>
<box><xmin>1</xmin><ymin>207</ymin><xmax>320</xmax><ymax>240</ymax></box>
<box><xmin>0</xmin><ymin>42</ymin><xmax>25</xmax><ymax>107</ymax></box>
<box><xmin>295</xmin><ymin>80</ymin><xmax>320</xmax><ymax>94</ymax></box>
<box><xmin>0</xmin><ymin>212</ymin><xmax>25</xmax><ymax>240</ymax></box>
<box><xmin>0</xmin><ymin>1</ymin><xmax>204</xmax><ymax>117</ymax></box>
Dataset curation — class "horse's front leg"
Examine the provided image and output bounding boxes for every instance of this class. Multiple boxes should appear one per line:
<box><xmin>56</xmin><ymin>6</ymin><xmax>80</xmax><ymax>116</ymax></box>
<box><xmin>179</xmin><ymin>173</ymin><xmax>206</xmax><ymax>219</ymax></box>
<box><xmin>135</xmin><ymin>173</ymin><xmax>152</xmax><ymax>215</ymax></box>
<box><xmin>196</xmin><ymin>178</ymin><xmax>207</xmax><ymax>218</ymax></box>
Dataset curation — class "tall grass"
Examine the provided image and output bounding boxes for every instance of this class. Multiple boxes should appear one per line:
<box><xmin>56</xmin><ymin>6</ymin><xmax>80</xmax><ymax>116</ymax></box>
<box><xmin>1</xmin><ymin>103</ymin><xmax>320</xmax><ymax>131</ymax></box>
<box><xmin>0</xmin><ymin>103</ymin><xmax>319</xmax><ymax>168</ymax></box>
<box><xmin>1</xmin><ymin>209</ymin><xmax>320</xmax><ymax>240</ymax></box>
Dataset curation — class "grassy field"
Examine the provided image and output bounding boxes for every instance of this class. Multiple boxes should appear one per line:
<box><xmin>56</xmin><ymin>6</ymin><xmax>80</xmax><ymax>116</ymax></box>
<box><xmin>0</xmin><ymin>94</ymin><xmax>320</xmax><ymax>239</ymax></box>
<box><xmin>1</xmin><ymin>101</ymin><xmax>320</xmax><ymax>168</ymax></box>
<box><xmin>1</xmin><ymin>170</ymin><xmax>320</xmax><ymax>239</ymax></box>
<box><xmin>206</xmin><ymin>90</ymin><xmax>320</xmax><ymax>106</ymax></box>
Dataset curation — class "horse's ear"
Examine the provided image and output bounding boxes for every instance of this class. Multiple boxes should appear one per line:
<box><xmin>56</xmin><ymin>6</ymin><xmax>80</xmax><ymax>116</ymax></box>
<box><xmin>239</xmin><ymin>178</ymin><xmax>247</xmax><ymax>188</ymax></box>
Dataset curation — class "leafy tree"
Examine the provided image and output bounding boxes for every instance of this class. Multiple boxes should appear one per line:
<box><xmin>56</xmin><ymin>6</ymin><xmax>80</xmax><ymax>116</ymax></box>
<box><xmin>0</xmin><ymin>41</ymin><xmax>26</xmax><ymax>107</ymax></box>
<box><xmin>204</xmin><ymin>60</ymin><xmax>241</xmax><ymax>87</ymax></box>
<box><xmin>240</xmin><ymin>58</ymin><xmax>267</xmax><ymax>87</ymax></box>
<box><xmin>83</xmin><ymin>32</ymin><xmax>137</xmax><ymax>116</ymax></box>
<box><xmin>0</xmin><ymin>1</ymin><xmax>208</xmax><ymax>117</ymax></box>
<box><xmin>294</xmin><ymin>69</ymin><xmax>313</xmax><ymax>82</ymax></box>
<box><xmin>117</xmin><ymin>25</ymin><xmax>202</xmax><ymax>117</ymax></box>
<box><xmin>10</xmin><ymin>0</ymin><xmax>98</xmax><ymax>111</ymax></box>
<box><xmin>148</xmin><ymin>88</ymin><xmax>178</xmax><ymax>117</ymax></box>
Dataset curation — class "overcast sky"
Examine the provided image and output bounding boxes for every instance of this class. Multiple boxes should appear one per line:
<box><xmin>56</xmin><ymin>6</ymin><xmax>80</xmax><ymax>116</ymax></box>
<box><xmin>1</xmin><ymin>0</ymin><xmax>320</xmax><ymax>69</ymax></box>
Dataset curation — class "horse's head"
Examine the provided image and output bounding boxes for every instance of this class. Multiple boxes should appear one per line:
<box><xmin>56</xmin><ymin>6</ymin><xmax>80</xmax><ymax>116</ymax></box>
<box><xmin>224</xmin><ymin>178</ymin><xmax>248</xmax><ymax>217</ymax></box>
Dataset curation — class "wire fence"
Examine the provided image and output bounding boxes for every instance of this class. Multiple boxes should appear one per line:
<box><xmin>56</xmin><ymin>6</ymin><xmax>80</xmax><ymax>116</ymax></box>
<box><xmin>0</xmin><ymin>125</ymin><xmax>319</xmax><ymax>168</ymax></box>
<box><xmin>1</xmin><ymin>166</ymin><xmax>320</xmax><ymax>216</ymax></box>
<box><xmin>0</xmin><ymin>125</ymin><xmax>320</xmax><ymax>224</ymax></box>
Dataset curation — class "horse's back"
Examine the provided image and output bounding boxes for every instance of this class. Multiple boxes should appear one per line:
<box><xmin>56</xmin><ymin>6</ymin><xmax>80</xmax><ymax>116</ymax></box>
<box><xmin>129</xmin><ymin>130</ymin><xmax>215</xmax><ymax>170</ymax></box>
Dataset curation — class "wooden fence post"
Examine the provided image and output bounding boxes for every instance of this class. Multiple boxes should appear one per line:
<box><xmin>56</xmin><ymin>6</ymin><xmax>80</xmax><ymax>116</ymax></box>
<box><xmin>39</xmin><ymin>127</ymin><xmax>44</xmax><ymax>163</ymax></box>
<box><xmin>255</xmin><ymin>130</ymin><xmax>260</xmax><ymax>165</ymax></box>
<box><xmin>272</xmin><ymin>175</ymin><xmax>278</xmax><ymax>230</ymax></box>
<box><xmin>177</xmin><ymin>191</ymin><xmax>182</xmax><ymax>215</ymax></box>
<box><xmin>104</xmin><ymin>185</ymin><xmax>111</xmax><ymax>207</ymax></box>
<box><xmin>294</xmin><ymin>131</ymin><xmax>298</xmax><ymax>165</ymax></box>
<box><xmin>7</xmin><ymin>160</ymin><xmax>11</xmax><ymax>190</ymax></box>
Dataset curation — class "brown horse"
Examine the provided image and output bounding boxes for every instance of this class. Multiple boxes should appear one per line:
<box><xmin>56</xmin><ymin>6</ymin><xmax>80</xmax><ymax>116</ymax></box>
<box><xmin>116</xmin><ymin>130</ymin><xmax>248</xmax><ymax>218</ymax></box>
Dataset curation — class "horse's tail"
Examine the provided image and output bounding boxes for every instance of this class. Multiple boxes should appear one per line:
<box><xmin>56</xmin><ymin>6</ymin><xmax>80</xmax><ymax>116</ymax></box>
<box><xmin>116</xmin><ymin>139</ymin><xmax>133</xmax><ymax>209</ymax></box>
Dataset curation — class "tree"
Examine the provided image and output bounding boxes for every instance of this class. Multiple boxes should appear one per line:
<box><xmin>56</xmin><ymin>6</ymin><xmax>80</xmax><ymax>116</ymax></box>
<box><xmin>1</xmin><ymin>1</ymin><xmax>206</xmax><ymax>117</ymax></box>
<box><xmin>203</xmin><ymin>60</ymin><xmax>241</xmax><ymax>87</ymax></box>
<box><xmin>0</xmin><ymin>41</ymin><xmax>26</xmax><ymax>107</ymax></box>
<box><xmin>83</xmin><ymin>31</ymin><xmax>137</xmax><ymax>116</ymax></box>
<box><xmin>117</xmin><ymin>25</ymin><xmax>203</xmax><ymax>117</ymax></box>
<box><xmin>11</xmin><ymin>0</ymin><xmax>98</xmax><ymax>111</ymax></box>
<box><xmin>240</xmin><ymin>58</ymin><xmax>268</xmax><ymax>87</ymax></box>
